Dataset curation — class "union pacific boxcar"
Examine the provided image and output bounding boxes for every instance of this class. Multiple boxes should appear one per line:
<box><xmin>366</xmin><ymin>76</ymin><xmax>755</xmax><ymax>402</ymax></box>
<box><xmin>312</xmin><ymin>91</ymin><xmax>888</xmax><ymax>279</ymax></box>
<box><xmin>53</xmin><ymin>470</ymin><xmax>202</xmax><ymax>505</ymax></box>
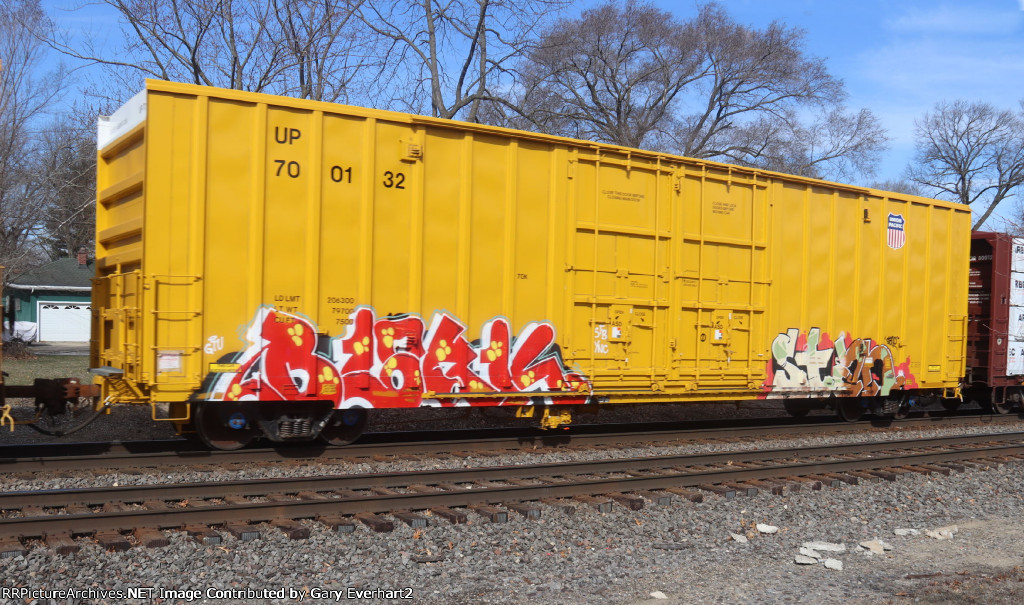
<box><xmin>92</xmin><ymin>81</ymin><xmax>971</xmax><ymax>448</ymax></box>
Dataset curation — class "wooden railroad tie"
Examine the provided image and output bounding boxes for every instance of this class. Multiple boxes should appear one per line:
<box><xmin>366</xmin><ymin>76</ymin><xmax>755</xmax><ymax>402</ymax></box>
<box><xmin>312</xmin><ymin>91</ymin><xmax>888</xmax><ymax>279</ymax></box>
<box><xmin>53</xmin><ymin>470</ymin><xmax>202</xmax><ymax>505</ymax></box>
<box><xmin>573</xmin><ymin>495</ymin><xmax>614</xmax><ymax>513</ymax></box>
<box><xmin>469</xmin><ymin>505</ymin><xmax>508</xmax><ymax>523</ymax></box>
<box><xmin>663</xmin><ymin>488</ymin><xmax>704</xmax><ymax>503</ymax></box>
<box><xmin>392</xmin><ymin>511</ymin><xmax>429</xmax><ymax>528</ymax></box>
<box><xmin>318</xmin><ymin>515</ymin><xmax>357</xmax><ymax>534</ymax></box>
<box><xmin>184</xmin><ymin>525</ymin><xmax>222</xmax><ymax>545</ymax></box>
<box><xmin>506</xmin><ymin>502</ymin><xmax>542</xmax><ymax>520</ymax></box>
<box><xmin>134</xmin><ymin>528</ymin><xmax>169</xmax><ymax>548</ymax></box>
<box><xmin>604</xmin><ymin>493</ymin><xmax>646</xmax><ymax>510</ymax></box>
<box><xmin>429</xmin><ymin>507</ymin><xmax>468</xmax><ymax>524</ymax></box>
<box><xmin>94</xmin><ymin>531</ymin><xmax>131</xmax><ymax>552</ymax></box>
<box><xmin>697</xmin><ymin>484</ymin><xmax>737</xmax><ymax>499</ymax></box>
<box><xmin>224</xmin><ymin>523</ymin><xmax>261</xmax><ymax>542</ymax></box>
<box><xmin>355</xmin><ymin>512</ymin><xmax>394</xmax><ymax>533</ymax></box>
<box><xmin>45</xmin><ymin>533</ymin><xmax>79</xmax><ymax>556</ymax></box>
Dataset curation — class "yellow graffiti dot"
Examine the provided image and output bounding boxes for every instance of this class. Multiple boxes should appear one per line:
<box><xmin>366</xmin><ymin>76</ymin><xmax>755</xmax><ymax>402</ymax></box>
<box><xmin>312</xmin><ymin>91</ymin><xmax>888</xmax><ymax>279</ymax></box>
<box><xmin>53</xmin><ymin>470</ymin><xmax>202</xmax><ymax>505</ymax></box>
<box><xmin>294</xmin><ymin>324</ymin><xmax>304</xmax><ymax>336</ymax></box>
<box><xmin>317</xmin><ymin>367</ymin><xmax>339</xmax><ymax>384</ymax></box>
<box><xmin>557</xmin><ymin>379</ymin><xmax>563</xmax><ymax>388</ymax></box>
<box><xmin>485</xmin><ymin>342</ymin><xmax>503</xmax><ymax>362</ymax></box>
<box><xmin>521</xmin><ymin>375</ymin><xmax>532</xmax><ymax>387</ymax></box>
<box><xmin>437</xmin><ymin>348</ymin><xmax>447</xmax><ymax>362</ymax></box>
<box><xmin>384</xmin><ymin>336</ymin><xmax>394</xmax><ymax>348</ymax></box>
<box><xmin>353</xmin><ymin>336</ymin><xmax>372</xmax><ymax>356</ymax></box>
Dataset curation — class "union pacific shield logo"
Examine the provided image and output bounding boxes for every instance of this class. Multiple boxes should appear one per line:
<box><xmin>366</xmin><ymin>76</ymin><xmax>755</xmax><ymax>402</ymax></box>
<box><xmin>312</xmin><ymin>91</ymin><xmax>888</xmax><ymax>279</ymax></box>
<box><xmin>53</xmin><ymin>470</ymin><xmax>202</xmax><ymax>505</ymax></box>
<box><xmin>887</xmin><ymin>213</ymin><xmax>905</xmax><ymax>250</ymax></box>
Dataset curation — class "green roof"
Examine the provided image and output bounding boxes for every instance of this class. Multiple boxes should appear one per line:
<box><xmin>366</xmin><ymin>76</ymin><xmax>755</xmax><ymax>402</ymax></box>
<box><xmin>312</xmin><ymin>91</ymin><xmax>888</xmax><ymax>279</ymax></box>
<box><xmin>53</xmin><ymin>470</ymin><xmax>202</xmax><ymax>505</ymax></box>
<box><xmin>8</xmin><ymin>257</ymin><xmax>94</xmax><ymax>290</ymax></box>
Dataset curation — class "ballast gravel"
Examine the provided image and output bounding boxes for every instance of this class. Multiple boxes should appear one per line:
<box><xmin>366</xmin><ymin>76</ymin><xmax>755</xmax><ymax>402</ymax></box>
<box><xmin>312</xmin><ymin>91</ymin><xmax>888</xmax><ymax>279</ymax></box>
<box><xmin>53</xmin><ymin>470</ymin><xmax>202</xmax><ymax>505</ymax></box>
<box><xmin>4</xmin><ymin>428</ymin><xmax>1024</xmax><ymax>603</ymax></box>
<box><xmin>4</xmin><ymin>419</ymin><xmax>1023</xmax><ymax>491</ymax></box>
<box><xmin>3</xmin><ymin>456</ymin><xmax>1024</xmax><ymax>603</ymax></box>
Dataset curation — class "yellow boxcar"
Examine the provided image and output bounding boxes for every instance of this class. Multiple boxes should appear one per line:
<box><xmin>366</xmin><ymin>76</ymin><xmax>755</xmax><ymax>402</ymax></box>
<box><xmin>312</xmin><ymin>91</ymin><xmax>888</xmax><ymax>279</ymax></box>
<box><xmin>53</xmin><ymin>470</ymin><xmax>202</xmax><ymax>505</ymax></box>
<box><xmin>93</xmin><ymin>81</ymin><xmax>970</xmax><ymax>445</ymax></box>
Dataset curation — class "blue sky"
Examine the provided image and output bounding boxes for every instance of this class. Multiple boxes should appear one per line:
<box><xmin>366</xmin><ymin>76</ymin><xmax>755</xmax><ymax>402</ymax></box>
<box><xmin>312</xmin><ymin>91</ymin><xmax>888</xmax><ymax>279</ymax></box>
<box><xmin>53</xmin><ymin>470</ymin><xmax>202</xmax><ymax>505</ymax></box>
<box><xmin>44</xmin><ymin>0</ymin><xmax>1024</xmax><ymax>190</ymax></box>
<box><xmin>687</xmin><ymin>0</ymin><xmax>1024</xmax><ymax>187</ymax></box>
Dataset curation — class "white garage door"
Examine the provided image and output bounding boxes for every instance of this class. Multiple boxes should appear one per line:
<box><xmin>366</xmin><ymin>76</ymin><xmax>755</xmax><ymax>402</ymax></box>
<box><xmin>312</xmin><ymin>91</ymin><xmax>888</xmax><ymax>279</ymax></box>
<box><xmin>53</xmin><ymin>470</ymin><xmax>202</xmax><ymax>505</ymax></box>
<box><xmin>38</xmin><ymin>302</ymin><xmax>91</xmax><ymax>342</ymax></box>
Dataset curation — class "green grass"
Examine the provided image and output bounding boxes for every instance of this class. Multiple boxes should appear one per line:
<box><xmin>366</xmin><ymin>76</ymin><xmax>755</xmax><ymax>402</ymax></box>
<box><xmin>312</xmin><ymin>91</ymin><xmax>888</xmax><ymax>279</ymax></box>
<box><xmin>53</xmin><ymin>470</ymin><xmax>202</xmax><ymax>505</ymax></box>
<box><xmin>1</xmin><ymin>355</ymin><xmax>91</xmax><ymax>385</ymax></box>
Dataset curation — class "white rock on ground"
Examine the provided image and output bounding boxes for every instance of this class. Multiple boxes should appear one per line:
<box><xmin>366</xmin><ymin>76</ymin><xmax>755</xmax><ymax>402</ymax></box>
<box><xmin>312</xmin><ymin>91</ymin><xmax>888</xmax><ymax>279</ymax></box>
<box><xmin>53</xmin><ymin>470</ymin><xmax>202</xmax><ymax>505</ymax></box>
<box><xmin>794</xmin><ymin>555</ymin><xmax>819</xmax><ymax>565</ymax></box>
<box><xmin>894</xmin><ymin>528</ymin><xmax>920</xmax><ymax>536</ymax></box>
<box><xmin>802</xmin><ymin>541</ymin><xmax>847</xmax><ymax>552</ymax></box>
<box><xmin>859</xmin><ymin>539</ymin><xmax>886</xmax><ymax>554</ymax></box>
<box><xmin>823</xmin><ymin>558</ymin><xmax>844</xmax><ymax>571</ymax></box>
<box><xmin>926</xmin><ymin>525</ymin><xmax>959</xmax><ymax>540</ymax></box>
<box><xmin>756</xmin><ymin>524</ymin><xmax>778</xmax><ymax>534</ymax></box>
<box><xmin>649</xmin><ymin>591</ymin><xmax>668</xmax><ymax>600</ymax></box>
<box><xmin>730</xmin><ymin>533</ymin><xmax>748</xmax><ymax>543</ymax></box>
<box><xmin>799</xmin><ymin>547</ymin><xmax>822</xmax><ymax>559</ymax></box>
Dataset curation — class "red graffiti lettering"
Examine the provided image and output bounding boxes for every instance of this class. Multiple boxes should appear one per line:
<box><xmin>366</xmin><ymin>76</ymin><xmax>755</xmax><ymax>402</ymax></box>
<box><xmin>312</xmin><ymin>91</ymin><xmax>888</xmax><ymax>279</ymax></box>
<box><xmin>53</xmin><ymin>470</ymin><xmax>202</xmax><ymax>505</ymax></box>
<box><xmin>207</xmin><ymin>306</ymin><xmax>592</xmax><ymax>409</ymax></box>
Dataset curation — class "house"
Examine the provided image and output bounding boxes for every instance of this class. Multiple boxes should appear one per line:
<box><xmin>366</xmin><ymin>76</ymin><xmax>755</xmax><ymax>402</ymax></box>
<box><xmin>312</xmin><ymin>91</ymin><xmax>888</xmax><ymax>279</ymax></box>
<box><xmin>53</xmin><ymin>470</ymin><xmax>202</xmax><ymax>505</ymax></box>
<box><xmin>4</xmin><ymin>248</ymin><xmax>93</xmax><ymax>342</ymax></box>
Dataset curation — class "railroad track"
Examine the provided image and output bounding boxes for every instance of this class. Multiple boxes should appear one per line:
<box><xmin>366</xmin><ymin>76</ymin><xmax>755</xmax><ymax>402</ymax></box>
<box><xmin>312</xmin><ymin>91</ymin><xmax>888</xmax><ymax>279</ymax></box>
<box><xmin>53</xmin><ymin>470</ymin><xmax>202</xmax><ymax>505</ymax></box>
<box><xmin>3</xmin><ymin>412</ymin><xmax>1021</xmax><ymax>473</ymax></box>
<box><xmin>2</xmin><ymin>431</ymin><xmax>1023</xmax><ymax>554</ymax></box>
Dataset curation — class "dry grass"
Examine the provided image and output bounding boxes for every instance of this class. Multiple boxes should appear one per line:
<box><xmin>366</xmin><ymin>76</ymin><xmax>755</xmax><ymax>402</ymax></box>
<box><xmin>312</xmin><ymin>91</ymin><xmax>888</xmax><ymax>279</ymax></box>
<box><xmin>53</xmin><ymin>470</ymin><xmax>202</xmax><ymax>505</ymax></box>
<box><xmin>1</xmin><ymin>354</ymin><xmax>91</xmax><ymax>385</ymax></box>
<box><xmin>1</xmin><ymin>340</ymin><xmax>36</xmax><ymax>360</ymax></box>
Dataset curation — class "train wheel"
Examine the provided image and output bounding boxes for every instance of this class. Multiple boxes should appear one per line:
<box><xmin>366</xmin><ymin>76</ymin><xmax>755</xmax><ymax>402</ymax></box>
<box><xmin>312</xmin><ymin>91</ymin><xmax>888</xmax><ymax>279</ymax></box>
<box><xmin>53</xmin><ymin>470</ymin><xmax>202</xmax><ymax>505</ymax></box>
<box><xmin>892</xmin><ymin>401</ymin><xmax>911</xmax><ymax>419</ymax></box>
<box><xmin>982</xmin><ymin>399</ymin><xmax>1012</xmax><ymax>415</ymax></box>
<box><xmin>320</xmin><ymin>408</ymin><xmax>367</xmax><ymax>445</ymax></box>
<box><xmin>195</xmin><ymin>404</ymin><xmax>256</xmax><ymax>450</ymax></box>
<box><xmin>783</xmin><ymin>400</ymin><xmax>809</xmax><ymax>418</ymax></box>
<box><xmin>836</xmin><ymin>398</ymin><xmax>863</xmax><ymax>422</ymax></box>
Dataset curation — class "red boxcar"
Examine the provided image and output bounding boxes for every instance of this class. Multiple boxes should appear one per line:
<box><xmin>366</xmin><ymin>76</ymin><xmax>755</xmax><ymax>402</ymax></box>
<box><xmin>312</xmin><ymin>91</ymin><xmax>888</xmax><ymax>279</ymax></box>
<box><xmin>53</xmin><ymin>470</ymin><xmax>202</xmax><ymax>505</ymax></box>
<box><xmin>966</xmin><ymin>231</ymin><xmax>1024</xmax><ymax>411</ymax></box>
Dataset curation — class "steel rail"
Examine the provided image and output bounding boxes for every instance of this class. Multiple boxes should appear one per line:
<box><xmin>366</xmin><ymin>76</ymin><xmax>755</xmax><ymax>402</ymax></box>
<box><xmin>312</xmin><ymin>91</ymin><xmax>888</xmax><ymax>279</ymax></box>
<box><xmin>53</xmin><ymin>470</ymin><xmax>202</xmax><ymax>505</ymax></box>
<box><xmin>1</xmin><ymin>431</ymin><xmax>1022</xmax><ymax>539</ymax></box>
<box><xmin>2</xmin><ymin>413</ymin><xmax>1020</xmax><ymax>473</ymax></box>
<box><xmin>6</xmin><ymin>430</ymin><xmax>1023</xmax><ymax>507</ymax></box>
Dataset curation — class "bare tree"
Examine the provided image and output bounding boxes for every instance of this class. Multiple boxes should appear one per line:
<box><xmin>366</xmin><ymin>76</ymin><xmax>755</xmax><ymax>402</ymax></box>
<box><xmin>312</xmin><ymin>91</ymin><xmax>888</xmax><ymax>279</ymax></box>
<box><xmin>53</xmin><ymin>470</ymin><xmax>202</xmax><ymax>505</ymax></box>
<box><xmin>501</xmin><ymin>0</ymin><xmax>701</xmax><ymax>148</ymax></box>
<box><xmin>50</xmin><ymin>0</ymin><xmax>369</xmax><ymax>102</ymax></box>
<box><xmin>675</xmin><ymin>3</ymin><xmax>844</xmax><ymax>159</ymax></box>
<box><xmin>0</xmin><ymin>0</ymin><xmax>67</xmax><ymax>277</ymax></box>
<box><xmin>870</xmin><ymin>179</ymin><xmax>924</xmax><ymax>196</ymax></box>
<box><xmin>271</xmin><ymin>0</ymin><xmax>377</xmax><ymax>102</ymax></box>
<box><xmin>727</xmin><ymin>106</ymin><xmax>889</xmax><ymax>182</ymax></box>
<box><xmin>500</xmin><ymin>1</ymin><xmax>884</xmax><ymax>181</ymax></box>
<box><xmin>907</xmin><ymin>100</ymin><xmax>1024</xmax><ymax>229</ymax></box>
<box><xmin>355</xmin><ymin>0</ymin><xmax>567</xmax><ymax>120</ymax></box>
<box><xmin>36</xmin><ymin>109</ymin><xmax>97</xmax><ymax>259</ymax></box>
